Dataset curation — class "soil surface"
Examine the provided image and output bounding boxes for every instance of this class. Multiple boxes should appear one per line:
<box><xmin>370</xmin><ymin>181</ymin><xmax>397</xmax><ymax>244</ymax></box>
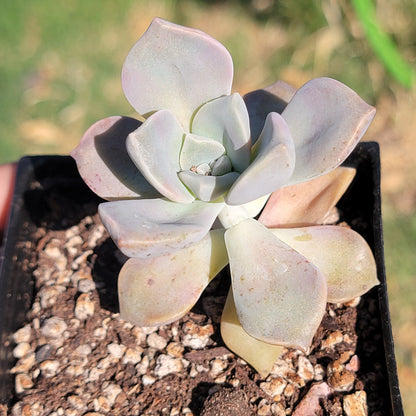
<box><xmin>0</xmin><ymin>157</ymin><xmax>390</xmax><ymax>415</ymax></box>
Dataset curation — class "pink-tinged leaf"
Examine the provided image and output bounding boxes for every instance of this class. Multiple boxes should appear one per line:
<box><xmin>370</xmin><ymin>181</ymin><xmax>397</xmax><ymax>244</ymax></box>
<box><xmin>281</xmin><ymin>77</ymin><xmax>375</xmax><ymax>184</ymax></box>
<box><xmin>271</xmin><ymin>226</ymin><xmax>379</xmax><ymax>303</ymax></box>
<box><xmin>244</xmin><ymin>80</ymin><xmax>297</xmax><ymax>143</ymax></box>
<box><xmin>122</xmin><ymin>18</ymin><xmax>233</xmax><ymax>130</ymax></box>
<box><xmin>221</xmin><ymin>289</ymin><xmax>283</xmax><ymax>377</ymax></box>
<box><xmin>191</xmin><ymin>93</ymin><xmax>251</xmax><ymax>172</ymax></box>
<box><xmin>218</xmin><ymin>194</ymin><xmax>269</xmax><ymax>229</ymax></box>
<box><xmin>126</xmin><ymin>110</ymin><xmax>194</xmax><ymax>203</ymax></box>
<box><xmin>226</xmin><ymin>112</ymin><xmax>295</xmax><ymax>206</ymax></box>
<box><xmin>70</xmin><ymin>116</ymin><xmax>160</xmax><ymax>200</ymax></box>
<box><xmin>99</xmin><ymin>199</ymin><xmax>224</xmax><ymax>258</ymax></box>
<box><xmin>178</xmin><ymin>170</ymin><xmax>239</xmax><ymax>202</ymax></box>
<box><xmin>118</xmin><ymin>229</ymin><xmax>228</xmax><ymax>326</ymax></box>
<box><xmin>225</xmin><ymin>219</ymin><xmax>327</xmax><ymax>351</ymax></box>
<box><xmin>259</xmin><ymin>167</ymin><xmax>356</xmax><ymax>228</ymax></box>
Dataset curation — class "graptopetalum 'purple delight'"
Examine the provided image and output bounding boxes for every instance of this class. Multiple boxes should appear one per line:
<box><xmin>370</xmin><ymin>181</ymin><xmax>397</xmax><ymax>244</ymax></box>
<box><xmin>71</xmin><ymin>18</ymin><xmax>379</xmax><ymax>376</ymax></box>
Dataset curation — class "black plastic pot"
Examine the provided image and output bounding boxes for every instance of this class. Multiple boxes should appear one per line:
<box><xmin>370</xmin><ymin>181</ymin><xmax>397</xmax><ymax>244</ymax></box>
<box><xmin>0</xmin><ymin>142</ymin><xmax>403</xmax><ymax>414</ymax></box>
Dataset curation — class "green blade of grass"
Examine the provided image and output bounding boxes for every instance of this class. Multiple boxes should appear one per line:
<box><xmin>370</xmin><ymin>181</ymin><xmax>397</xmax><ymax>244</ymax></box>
<box><xmin>352</xmin><ymin>0</ymin><xmax>415</xmax><ymax>88</ymax></box>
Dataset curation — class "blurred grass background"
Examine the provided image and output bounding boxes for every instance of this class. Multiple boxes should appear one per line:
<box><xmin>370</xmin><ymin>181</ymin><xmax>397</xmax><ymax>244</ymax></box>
<box><xmin>1</xmin><ymin>0</ymin><xmax>415</xmax><ymax>413</ymax></box>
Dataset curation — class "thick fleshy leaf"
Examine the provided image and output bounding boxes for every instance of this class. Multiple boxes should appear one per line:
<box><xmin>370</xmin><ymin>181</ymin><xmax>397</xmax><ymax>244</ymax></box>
<box><xmin>191</xmin><ymin>93</ymin><xmax>251</xmax><ymax>172</ymax></box>
<box><xmin>70</xmin><ymin>116</ymin><xmax>160</xmax><ymax>200</ymax></box>
<box><xmin>122</xmin><ymin>18</ymin><xmax>233</xmax><ymax>130</ymax></box>
<box><xmin>118</xmin><ymin>229</ymin><xmax>228</xmax><ymax>326</ymax></box>
<box><xmin>244</xmin><ymin>80</ymin><xmax>297</xmax><ymax>144</ymax></box>
<box><xmin>271</xmin><ymin>226</ymin><xmax>379</xmax><ymax>303</ymax></box>
<box><xmin>225</xmin><ymin>219</ymin><xmax>327</xmax><ymax>351</ymax></box>
<box><xmin>126</xmin><ymin>110</ymin><xmax>194</xmax><ymax>203</ymax></box>
<box><xmin>211</xmin><ymin>155</ymin><xmax>232</xmax><ymax>176</ymax></box>
<box><xmin>99</xmin><ymin>199</ymin><xmax>224</xmax><ymax>258</ymax></box>
<box><xmin>179</xmin><ymin>133</ymin><xmax>226</xmax><ymax>171</ymax></box>
<box><xmin>282</xmin><ymin>77</ymin><xmax>376</xmax><ymax>185</ymax></box>
<box><xmin>226</xmin><ymin>112</ymin><xmax>295</xmax><ymax>205</ymax></box>
<box><xmin>259</xmin><ymin>167</ymin><xmax>356</xmax><ymax>227</ymax></box>
<box><xmin>221</xmin><ymin>289</ymin><xmax>283</xmax><ymax>377</ymax></box>
<box><xmin>179</xmin><ymin>170</ymin><xmax>239</xmax><ymax>202</ymax></box>
<box><xmin>218</xmin><ymin>195</ymin><xmax>270</xmax><ymax>229</ymax></box>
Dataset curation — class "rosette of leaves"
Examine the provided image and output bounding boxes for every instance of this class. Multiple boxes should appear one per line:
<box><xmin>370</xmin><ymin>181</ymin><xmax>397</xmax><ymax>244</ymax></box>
<box><xmin>72</xmin><ymin>18</ymin><xmax>379</xmax><ymax>376</ymax></box>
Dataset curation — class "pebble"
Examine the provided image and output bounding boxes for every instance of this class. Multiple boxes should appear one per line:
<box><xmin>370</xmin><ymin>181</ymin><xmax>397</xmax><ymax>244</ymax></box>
<box><xmin>15</xmin><ymin>373</ymin><xmax>33</xmax><ymax>394</ymax></box>
<box><xmin>87</xmin><ymin>367</ymin><xmax>106</xmax><ymax>382</ymax></box>
<box><xmin>270</xmin><ymin>358</ymin><xmax>293</xmax><ymax>379</ymax></box>
<box><xmin>327</xmin><ymin>361</ymin><xmax>355</xmax><ymax>392</ymax></box>
<box><xmin>338</xmin><ymin>350</ymin><xmax>354</xmax><ymax>364</ymax></box>
<box><xmin>189</xmin><ymin>364</ymin><xmax>199</xmax><ymax>378</ymax></box>
<box><xmin>107</xmin><ymin>342</ymin><xmax>126</xmax><ymax>359</ymax></box>
<box><xmin>35</xmin><ymin>344</ymin><xmax>54</xmax><ymax>362</ymax></box>
<box><xmin>297</xmin><ymin>355</ymin><xmax>314</xmax><ymax>381</ymax></box>
<box><xmin>44</xmin><ymin>242</ymin><xmax>62</xmax><ymax>258</ymax></box>
<box><xmin>87</xmin><ymin>224</ymin><xmax>106</xmax><ymax>247</ymax></box>
<box><xmin>67</xmin><ymin>395</ymin><xmax>87</xmax><ymax>411</ymax></box>
<box><xmin>132</xmin><ymin>326</ymin><xmax>147</xmax><ymax>344</ymax></box>
<box><xmin>321</xmin><ymin>330</ymin><xmax>344</xmax><ymax>350</ymax></box>
<box><xmin>147</xmin><ymin>332</ymin><xmax>168</xmax><ymax>350</ymax></box>
<box><xmin>181</xmin><ymin>322</ymin><xmax>213</xmax><ymax>349</ymax></box>
<box><xmin>343</xmin><ymin>391</ymin><xmax>368</xmax><ymax>416</ymax></box>
<box><xmin>78</xmin><ymin>278</ymin><xmax>96</xmax><ymax>293</ymax></box>
<box><xmin>154</xmin><ymin>354</ymin><xmax>188</xmax><ymax>378</ymax></box>
<box><xmin>102</xmin><ymin>382</ymin><xmax>122</xmax><ymax>407</ymax></box>
<box><xmin>93</xmin><ymin>396</ymin><xmax>110</xmax><ymax>413</ymax></box>
<box><xmin>39</xmin><ymin>360</ymin><xmax>60</xmax><ymax>378</ymax></box>
<box><xmin>292</xmin><ymin>382</ymin><xmax>331</xmax><ymax>416</ymax></box>
<box><xmin>141</xmin><ymin>326</ymin><xmax>158</xmax><ymax>334</ymax></box>
<box><xmin>166</xmin><ymin>341</ymin><xmax>185</xmax><ymax>358</ymax></box>
<box><xmin>74</xmin><ymin>344</ymin><xmax>92</xmax><ymax>356</ymax></box>
<box><xmin>97</xmin><ymin>356</ymin><xmax>118</xmax><ymax>370</ymax></box>
<box><xmin>12</xmin><ymin>342</ymin><xmax>32</xmax><ymax>359</ymax></box>
<box><xmin>13</xmin><ymin>325</ymin><xmax>31</xmax><ymax>343</ymax></box>
<box><xmin>284</xmin><ymin>383</ymin><xmax>296</xmax><ymax>398</ymax></box>
<box><xmin>72</xmin><ymin>250</ymin><xmax>93</xmax><ymax>270</ymax></box>
<box><xmin>135</xmin><ymin>355</ymin><xmax>150</xmax><ymax>375</ymax></box>
<box><xmin>66</xmin><ymin>235</ymin><xmax>83</xmax><ymax>248</ymax></box>
<box><xmin>346</xmin><ymin>355</ymin><xmax>361</xmax><ymax>372</ymax></box>
<box><xmin>314</xmin><ymin>363</ymin><xmax>325</xmax><ymax>381</ymax></box>
<box><xmin>93</xmin><ymin>327</ymin><xmax>107</xmax><ymax>340</ymax></box>
<box><xmin>209</xmin><ymin>358</ymin><xmax>228</xmax><ymax>378</ymax></box>
<box><xmin>33</xmin><ymin>267</ymin><xmax>52</xmax><ymax>287</ymax></box>
<box><xmin>39</xmin><ymin>285</ymin><xmax>66</xmax><ymax>308</ymax></box>
<box><xmin>71</xmin><ymin>268</ymin><xmax>91</xmax><ymax>285</ymax></box>
<box><xmin>270</xmin><ymin>403</ymin><xmax>286</xmax><ymax>416</ymax></box>
<box><xmin>65</xmin><ymin>364</ymin><xmax>85</xmax><ymax>377</ymax></box>
<box><xmin>260</xmin><ymin>377</ymin><xmax>286</xmax><ymax>397</ymax></box>
<box><xmin>56</xmin><ymin>270</ymin><xmax>72</xmax><ymax>286</ymax></box>
<box><xmin>122</xmin><ymin>347</ymin><xmax>143</xmax><ymax>365</ymax></box>
<box><xmin>257</xmin><ymin>399</ymin><xmax>271</xmax><ymax>415</ymax></box>
<box><xmin>74</xmin><ymin>293</ymin><xmax>95</xmax><ymax>320</ymax></box>
<box><xmin>142</xmin><ymin>374</ymin><xmax>157</xmax><ymax>386</ymax></box>
<box><xmin>41</xmin><ymin>317</ymin><xmax>67</xmax><ymax>338</ymax></box>
<box><xmin>11</xmin><ymin>403</ymin><xmax>35</xmax><ymax>416</ymax></box>
<box><xmin>11</xmin><ymin>353</ymin><xmax>36</xmax><ymax>374</ymax></box>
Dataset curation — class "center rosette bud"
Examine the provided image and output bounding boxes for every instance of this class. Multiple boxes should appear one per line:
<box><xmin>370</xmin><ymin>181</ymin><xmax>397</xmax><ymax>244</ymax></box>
<box><xmin>178</xmin><ymin>133</ymin><xmax>239</xmax><ymax>201</ymax></box>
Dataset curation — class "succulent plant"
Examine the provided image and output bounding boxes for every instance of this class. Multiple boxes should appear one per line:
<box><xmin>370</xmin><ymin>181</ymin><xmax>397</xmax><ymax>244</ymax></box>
<box><xmin>71</xmin><ymin>18</ymin><xmax>380</xmax><ymax>376</ymax></box>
